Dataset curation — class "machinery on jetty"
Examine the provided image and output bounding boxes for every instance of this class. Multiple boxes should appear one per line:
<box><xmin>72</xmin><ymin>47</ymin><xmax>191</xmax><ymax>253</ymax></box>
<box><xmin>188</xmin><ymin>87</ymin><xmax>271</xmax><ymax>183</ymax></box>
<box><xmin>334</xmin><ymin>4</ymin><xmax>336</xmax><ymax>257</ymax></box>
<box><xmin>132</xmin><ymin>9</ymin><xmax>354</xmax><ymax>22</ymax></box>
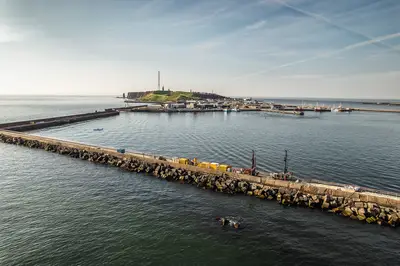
<box><xmin>172</xmin><ymin>157</ymin><xmax>233</xmax><ymax>172</ymax></box>
<box><xmin>172</xmin><ymin>150</ymin><xmax>259</xmax><ymax>175</ymax></box>
<box><xmin>171</xmin><ymin>150</ymin><xmax>298</xmax><ymax>180</ymax></box>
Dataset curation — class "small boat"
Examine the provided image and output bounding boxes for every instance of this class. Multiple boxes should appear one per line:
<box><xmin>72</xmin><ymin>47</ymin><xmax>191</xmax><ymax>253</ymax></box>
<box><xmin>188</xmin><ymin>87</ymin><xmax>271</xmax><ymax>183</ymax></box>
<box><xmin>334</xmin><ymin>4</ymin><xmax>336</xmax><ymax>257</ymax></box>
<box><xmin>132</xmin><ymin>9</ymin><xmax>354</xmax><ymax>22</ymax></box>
<box><xmin>314</xmin><ymin>107</ymin><xmax>330</xmax><ymax>112</ymax></box>
<box><xmin>331</xmin><ymin>105</ymin><xmax>352</xmax><ymax>113</ymax></box>
<box><xmin>93</xmin><ymin>128</ymin><xmax>103</xmax><ymax>131</ymax></box>
<box><xmin>223</xmin><ymin>108</ymin><xmax>231</xmax><ymax>113</ymax></box>
<box><xmin>231</xmin><ymin>107</ymin><xmax>240</xmax><ymax>112</ymax></box>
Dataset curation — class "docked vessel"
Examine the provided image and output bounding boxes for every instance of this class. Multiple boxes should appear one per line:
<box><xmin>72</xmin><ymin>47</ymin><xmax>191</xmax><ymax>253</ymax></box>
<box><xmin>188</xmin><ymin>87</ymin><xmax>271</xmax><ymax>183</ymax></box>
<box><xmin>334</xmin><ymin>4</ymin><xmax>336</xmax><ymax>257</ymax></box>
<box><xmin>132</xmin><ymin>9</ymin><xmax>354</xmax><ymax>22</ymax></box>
<box><xmin>314</xmin><ymin>107</ymin><xmax>330</xmax><ymax>112</ymax></box>
<box><xmin>331</xmin><ymin>105</ymin><xmax>352</xmax><ymax>113</ymax></box>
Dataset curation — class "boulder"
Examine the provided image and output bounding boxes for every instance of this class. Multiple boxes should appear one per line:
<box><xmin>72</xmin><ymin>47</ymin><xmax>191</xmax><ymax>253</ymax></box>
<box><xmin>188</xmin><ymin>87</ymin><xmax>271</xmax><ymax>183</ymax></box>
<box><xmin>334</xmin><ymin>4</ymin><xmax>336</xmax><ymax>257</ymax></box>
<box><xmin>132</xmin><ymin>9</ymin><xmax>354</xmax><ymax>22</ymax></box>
<box><xmin>354</xmin><ymin>201</ymin><xmax>364</xmax><ymax>208</ymax></box>
<box><xmin>357</xmin><ymin>214</ymin><xmax>366</xmax><ymax>221</ymax></box>
<box><xmin>342</xmin><ymin>207</ymin><xmax>353</xmax><ymax>217</ymax></box>
<box><xmin>278</xmin><ymin>187</ymin><xmax>287</xmax><ymax>195</ymax></box>
<box><xmin>253</xmin><ymin>189</ymin><xmax>261</xmax><ymax>196</ymax></box>
<box><xmin>350</xmin><ymin>214</ymin><xmax>358</xmax><ymax>220</ymax></box>
<box><xmin>388</xmin><ymin>213</ymin><xmax>399</xmax><ymax>223</ymax></box>
<box><xmin>321</xmin><ymin>201</ymin><xmax>330</xmax><ymax>209</ymax></box>
<box><xmin>368</xmin><ymin>207</ymin><xmax>380</xmax><ymax>217</ymax></box>
<box><xmin>366</xmin><ymin>216</ymin><xmax>377</xmax><ymax>224</ymax></box>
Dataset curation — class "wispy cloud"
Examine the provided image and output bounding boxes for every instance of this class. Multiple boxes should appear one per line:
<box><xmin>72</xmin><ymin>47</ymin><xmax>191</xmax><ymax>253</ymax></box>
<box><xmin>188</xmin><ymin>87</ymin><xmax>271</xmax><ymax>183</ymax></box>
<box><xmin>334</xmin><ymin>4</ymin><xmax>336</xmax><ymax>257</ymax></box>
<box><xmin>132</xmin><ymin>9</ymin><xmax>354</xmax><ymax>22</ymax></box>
<box><xmin>0</xmin><ymin>24</ymin><xmax>23</xmax><ymax>43</ymax></box>
<box><xmin>193</xmin><ymin>40</ymin><xmax>223</xmax><ymax>50</ymax></box>
<box><xmin>275</xmin><ymin>0</ymin><xmax>398</xmax><ymax>51</ymax></box>
<box><xmin>245</xmin><ymin>20</ymin><xmax>266</xmax><ymax>31</ymax></box>
<box><xmin>277</xmin><ymin>74</ymin><xmax>330</xmax><ymax>79</ymax></box>
<box><xmin>1</xmin><ymin>0</ymin><xmax>399</xmax><ymax>97</ymax></box>
<box><xmin>235</xmin><ymin>32</ymin><xmax>400</xmax><ymax>79</ymax></box>
<box><xmin>171</xmin><ymin>7</ymin><xmax>229</xmax><ymax>27</ymax></box>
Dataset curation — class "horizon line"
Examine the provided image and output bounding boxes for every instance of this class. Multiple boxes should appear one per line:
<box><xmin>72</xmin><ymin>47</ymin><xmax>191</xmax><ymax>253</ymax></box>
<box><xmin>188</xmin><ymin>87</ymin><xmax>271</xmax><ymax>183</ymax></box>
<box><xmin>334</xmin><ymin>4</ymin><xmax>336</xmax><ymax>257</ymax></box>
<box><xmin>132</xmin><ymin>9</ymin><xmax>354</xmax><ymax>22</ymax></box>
<box><xmin>1</xmin><ymin>93</ymin><xmax>399</xmax><ymax>102</ymax></box>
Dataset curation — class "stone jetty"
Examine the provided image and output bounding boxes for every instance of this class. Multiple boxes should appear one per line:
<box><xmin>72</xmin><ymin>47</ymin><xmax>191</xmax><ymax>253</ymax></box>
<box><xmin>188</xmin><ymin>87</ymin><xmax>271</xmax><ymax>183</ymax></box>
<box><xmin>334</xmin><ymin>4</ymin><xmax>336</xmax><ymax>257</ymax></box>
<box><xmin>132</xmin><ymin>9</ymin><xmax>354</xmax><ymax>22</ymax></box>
<box><xmin>1</xmin><ymin>130</ymin><xmax>399</xmax><ymax>228</ymax></box>
<box><xmin>0</xmin><ymin>110</ymin><xmax>119</xmax><ymax>132</ymax></box>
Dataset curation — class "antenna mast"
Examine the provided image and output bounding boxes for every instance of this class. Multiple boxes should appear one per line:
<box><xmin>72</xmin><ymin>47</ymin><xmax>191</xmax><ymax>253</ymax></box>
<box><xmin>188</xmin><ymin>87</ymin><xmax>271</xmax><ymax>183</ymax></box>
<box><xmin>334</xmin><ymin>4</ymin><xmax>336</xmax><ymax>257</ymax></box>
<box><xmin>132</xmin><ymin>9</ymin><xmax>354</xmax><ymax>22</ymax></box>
<box><xmin>284</xmin><ymin>150</ymin><xmax>288</xmax><ymax>174</ymax></box>
<box><xmin>158</xmin><ymin>71</ymin><xmax>160</xmax><ymax>91</ymax></box>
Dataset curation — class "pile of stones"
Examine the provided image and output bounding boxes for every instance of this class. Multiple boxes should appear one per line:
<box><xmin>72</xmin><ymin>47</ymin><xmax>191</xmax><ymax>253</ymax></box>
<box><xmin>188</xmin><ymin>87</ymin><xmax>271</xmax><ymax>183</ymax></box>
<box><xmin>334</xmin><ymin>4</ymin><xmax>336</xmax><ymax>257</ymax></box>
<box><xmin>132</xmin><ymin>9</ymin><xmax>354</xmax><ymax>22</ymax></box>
<box><xmin>1</xmin><ymin>133</ymin><xmax>399</xmax><ymax>228</ymax></box>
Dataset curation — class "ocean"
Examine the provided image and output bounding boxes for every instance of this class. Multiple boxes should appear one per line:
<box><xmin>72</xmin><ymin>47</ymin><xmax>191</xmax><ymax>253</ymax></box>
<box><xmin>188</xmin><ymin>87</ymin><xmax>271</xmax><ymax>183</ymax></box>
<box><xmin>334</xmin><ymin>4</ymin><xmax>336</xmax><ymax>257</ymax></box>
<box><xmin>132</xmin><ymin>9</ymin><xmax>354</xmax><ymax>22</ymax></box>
<box><xmin>0</xmin><ymin>95</ymin><xmax>399</xmax><ymax>265</ymax></box>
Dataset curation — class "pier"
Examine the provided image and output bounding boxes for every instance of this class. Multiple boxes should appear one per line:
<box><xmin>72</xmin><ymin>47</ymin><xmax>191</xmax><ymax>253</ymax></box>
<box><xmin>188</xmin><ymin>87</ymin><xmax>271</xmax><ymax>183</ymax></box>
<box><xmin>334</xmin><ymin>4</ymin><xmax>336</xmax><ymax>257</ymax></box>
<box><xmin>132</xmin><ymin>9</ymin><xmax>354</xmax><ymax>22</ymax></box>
<box><xmin>1</xmin><ymin>127</ymin><xmax>399</xmax><ymax>227</ymax></box>
<box><xmin>0</xmin><ymin>110</ymin><xmax>119</xmax><ymax>132</ymax></box>
<box><xmin>109</xmin><ymin>105</ymin><xmax>148</xmax><ymax>112</ymax></box>
<box><xmin>352</xmin><ymin>108</ymin><xmax>400</xmax><ymax>113</ymax></box>
<box><xmin>261</xmin><ymin>109</ymin><xmax>304</xmax><ymax>116</ymax></box>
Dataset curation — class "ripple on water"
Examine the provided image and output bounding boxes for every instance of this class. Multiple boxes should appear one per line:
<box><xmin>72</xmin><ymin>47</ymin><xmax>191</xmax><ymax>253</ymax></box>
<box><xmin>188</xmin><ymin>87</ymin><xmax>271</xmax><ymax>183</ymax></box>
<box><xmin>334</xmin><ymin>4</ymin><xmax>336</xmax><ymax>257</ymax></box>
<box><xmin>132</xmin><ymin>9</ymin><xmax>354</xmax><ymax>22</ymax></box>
<box><xmin>2</xmin><ymin>100</ymin><xmax>400</xmax><ymax>265</ymax></box>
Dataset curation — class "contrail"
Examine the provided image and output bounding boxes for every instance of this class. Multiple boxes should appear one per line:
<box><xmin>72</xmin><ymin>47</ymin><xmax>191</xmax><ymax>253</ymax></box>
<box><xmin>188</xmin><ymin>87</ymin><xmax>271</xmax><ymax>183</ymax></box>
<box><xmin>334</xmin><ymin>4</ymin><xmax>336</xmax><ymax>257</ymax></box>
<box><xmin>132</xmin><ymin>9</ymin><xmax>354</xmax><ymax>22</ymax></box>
<box><xmin>234</xmin><ymin>32</ymin><xmax>400</xmax><ymax>80</ymax></box>
<box><xmin>275</xmin><ymin>0</ymin><xmax>398</xmax><ymax>51</ymax></box>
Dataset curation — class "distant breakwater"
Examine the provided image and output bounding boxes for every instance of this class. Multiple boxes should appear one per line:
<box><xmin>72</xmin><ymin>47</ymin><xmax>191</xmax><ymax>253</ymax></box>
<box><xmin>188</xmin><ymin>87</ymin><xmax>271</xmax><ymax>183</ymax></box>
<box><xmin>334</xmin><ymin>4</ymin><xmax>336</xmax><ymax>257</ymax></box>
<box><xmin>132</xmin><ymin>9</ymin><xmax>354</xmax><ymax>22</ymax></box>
<box><xmin>1</xmin><ymin>131</ymin><xmax>399</xmax><ymax>228</ymax></box>
<box><xmin>0</xmin><ymin>110</ymin><xmax>119</xmax><ymax>132</ymax></box>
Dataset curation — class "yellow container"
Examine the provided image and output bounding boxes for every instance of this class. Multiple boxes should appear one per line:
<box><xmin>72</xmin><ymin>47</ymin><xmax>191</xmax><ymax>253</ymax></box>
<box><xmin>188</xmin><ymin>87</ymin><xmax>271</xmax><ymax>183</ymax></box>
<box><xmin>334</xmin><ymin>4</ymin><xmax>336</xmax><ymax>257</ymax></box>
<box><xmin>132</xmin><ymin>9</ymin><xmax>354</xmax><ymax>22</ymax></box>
<box><xmin>218</xmin><ymin>164</ymin><xmax>232</xmax><ymax>172</ymax></box>
<box><xmin>178</xmin><ymin>158</ymin><xmax>189</xmax><ymax>165</ymax></box>
<box><xmin>210</xmin><ymin>163</ymin><xmax>219</xmax><ymax>170</ymax></box>
<box><xmin>198</xmin><ymin>162</ymin><xmax>210</xmax><ymax>169</ymax></box>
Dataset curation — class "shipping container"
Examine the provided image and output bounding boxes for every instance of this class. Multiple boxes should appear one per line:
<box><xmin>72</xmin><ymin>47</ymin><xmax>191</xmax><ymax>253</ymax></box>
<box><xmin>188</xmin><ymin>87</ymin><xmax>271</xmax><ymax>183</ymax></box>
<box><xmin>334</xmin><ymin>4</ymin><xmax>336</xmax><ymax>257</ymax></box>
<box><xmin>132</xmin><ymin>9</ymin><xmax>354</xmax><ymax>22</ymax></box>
<box><xmin>218</xmin><ymin>164</ymin><xmax>232</xmax><ymax>172</ymax></box>
<box><xmin>198</xmin><ymin>162</ymin><xmax>210</xmax><ymax>169</ymax></box>
<box><xmin>178</xmin><ymin>158</ymin><xmax>189</xmax><ymax>165</ymax></box>
<box><xmin>210</xmin><ymin>162</ymin><xmax>219</xmax><ymax>170</ymax></box>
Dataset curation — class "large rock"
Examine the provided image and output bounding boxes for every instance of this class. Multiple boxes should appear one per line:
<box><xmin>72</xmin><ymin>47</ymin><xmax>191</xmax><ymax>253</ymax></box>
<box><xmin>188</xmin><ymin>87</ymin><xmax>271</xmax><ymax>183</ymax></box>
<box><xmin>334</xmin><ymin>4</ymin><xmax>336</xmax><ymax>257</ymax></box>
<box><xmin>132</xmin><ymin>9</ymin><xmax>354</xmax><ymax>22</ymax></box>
<box><xmin>357</xmin><ymin>214</ymin><xmax>366</xmax><ymax>221</ymax></box>
<box><xmin>321</xmin><ymin>201</ymin><xmax>330</xmax><ymax>209</ymax></box>
<box><xmin>366</xmin><ymin>216</ymin><xmax>377</xmax><ymax>224</ymax></box>
<box><xmin>342</xmin><ymin>207</ymin><xmax>353</xmax><ymax>217</ymax></box>
<box><xmin>367</xmin><ymin>202</ymin><xmax>377</xmax><ymax>210</ymax></box>
<box><xmin>388</xmin><ymin>213</ymin><xmax>398</xmax><ymax>223</ymax></box>
<box><xmin>350</xmin><ymin>214</ymin><xmax>358</xmax><ymax>220</ymax></box>
<box><xmin>354</xmin><ymin>201</ymin><xmax>364</xmax><ymax>208</ymax></box>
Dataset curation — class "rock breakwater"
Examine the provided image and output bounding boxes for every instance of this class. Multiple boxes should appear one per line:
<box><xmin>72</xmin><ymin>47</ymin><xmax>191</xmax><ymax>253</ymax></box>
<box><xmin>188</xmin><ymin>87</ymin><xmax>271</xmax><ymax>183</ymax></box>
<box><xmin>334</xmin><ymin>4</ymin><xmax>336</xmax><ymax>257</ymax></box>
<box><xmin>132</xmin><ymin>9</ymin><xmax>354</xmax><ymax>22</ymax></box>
<box><xmin>1</xmin><ymin>132</ymin><xmax>399</xmax><ymax>228</ymax></box>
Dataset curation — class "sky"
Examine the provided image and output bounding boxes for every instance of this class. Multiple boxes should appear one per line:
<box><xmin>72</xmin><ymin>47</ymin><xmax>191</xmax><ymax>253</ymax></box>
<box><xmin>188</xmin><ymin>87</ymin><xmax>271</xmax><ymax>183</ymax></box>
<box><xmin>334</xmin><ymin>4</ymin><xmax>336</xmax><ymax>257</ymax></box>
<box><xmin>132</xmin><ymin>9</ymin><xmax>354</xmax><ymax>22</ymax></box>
<box><xmin>0</xmin><ymin>0</ymin><xmax>399</xmax><ymax>99</ymax></box>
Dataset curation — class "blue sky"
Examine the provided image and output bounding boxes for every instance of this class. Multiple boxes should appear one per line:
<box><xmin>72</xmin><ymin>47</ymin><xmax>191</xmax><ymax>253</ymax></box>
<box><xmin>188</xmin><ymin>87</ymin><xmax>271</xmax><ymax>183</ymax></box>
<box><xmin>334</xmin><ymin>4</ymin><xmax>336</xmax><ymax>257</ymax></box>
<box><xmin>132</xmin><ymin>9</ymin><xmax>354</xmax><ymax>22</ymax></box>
<box><xmin>0</xmin><ymin>0</ymin><xmax>399</xmax><ymax>98</ymax></box>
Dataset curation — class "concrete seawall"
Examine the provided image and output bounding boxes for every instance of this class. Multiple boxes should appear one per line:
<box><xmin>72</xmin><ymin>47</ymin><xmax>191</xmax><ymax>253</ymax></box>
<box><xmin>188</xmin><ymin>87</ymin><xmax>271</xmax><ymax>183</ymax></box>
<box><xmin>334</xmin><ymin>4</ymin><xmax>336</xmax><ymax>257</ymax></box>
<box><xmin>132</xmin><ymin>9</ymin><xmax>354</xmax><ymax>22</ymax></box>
<box><xmin>1</xmin><ymin>130</ymin><xmax>399</xmax><ymax>227</ymax></box>
<box><xmin>352</xmin><ymin>108</ymin><xmax>400</xmax><ymax>113</ymax></box>
<box><xmin>0</xmin><ymin>110</ymin><xmax>119</xmax><ymax>132</ymax></box>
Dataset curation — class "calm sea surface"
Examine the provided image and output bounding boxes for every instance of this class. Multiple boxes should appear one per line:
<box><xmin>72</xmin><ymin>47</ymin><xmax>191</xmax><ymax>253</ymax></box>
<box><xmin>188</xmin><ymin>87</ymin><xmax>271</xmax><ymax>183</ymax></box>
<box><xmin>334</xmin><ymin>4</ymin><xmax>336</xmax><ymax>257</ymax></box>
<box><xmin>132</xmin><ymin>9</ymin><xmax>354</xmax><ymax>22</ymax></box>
<box><xmin>1</xmin><ymin>96</ymin><xmax>399</xmax><ymax>265</ymax></box>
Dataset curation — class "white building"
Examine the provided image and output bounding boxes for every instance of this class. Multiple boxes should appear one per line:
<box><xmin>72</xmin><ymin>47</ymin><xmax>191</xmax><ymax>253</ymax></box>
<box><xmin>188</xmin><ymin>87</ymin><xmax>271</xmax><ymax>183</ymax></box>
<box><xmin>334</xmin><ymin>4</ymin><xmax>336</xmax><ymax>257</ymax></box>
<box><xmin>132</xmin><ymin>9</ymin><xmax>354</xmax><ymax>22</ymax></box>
<box><xmin>164</xmin><ymin>102</ymin><xmax>186</xmax><ymax>109</ymax></box>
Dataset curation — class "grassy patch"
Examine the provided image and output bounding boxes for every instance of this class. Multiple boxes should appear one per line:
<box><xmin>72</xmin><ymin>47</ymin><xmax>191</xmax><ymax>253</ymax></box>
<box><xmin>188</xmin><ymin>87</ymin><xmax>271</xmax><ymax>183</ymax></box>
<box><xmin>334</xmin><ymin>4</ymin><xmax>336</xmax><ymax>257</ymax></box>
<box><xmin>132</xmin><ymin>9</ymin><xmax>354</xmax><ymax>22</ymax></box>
<box><xmin>139</xmin><ymin>91</ymin><xmax>199</xmax><ymax>102</ymax></box>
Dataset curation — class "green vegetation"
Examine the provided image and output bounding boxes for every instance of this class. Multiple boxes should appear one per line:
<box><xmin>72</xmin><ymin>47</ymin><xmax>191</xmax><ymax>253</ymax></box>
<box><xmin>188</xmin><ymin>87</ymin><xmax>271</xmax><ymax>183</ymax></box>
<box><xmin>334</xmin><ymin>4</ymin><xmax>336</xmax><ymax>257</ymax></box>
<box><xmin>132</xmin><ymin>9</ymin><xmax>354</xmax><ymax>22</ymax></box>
<box><xmin>139</xmin><ymin>91</ymin><xmax>201</xmax><ymax>102</ymax></box>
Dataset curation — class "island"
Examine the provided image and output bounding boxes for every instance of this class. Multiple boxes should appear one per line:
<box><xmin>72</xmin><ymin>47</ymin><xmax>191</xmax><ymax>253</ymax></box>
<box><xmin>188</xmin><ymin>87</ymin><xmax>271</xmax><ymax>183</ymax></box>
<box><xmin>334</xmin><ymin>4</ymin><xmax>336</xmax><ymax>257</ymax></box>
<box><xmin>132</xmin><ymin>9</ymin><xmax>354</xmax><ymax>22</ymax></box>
<box><xmin>125</xmin><ymin>90</ymin><xmax>230</xmax><ymax>103</ymax></box>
